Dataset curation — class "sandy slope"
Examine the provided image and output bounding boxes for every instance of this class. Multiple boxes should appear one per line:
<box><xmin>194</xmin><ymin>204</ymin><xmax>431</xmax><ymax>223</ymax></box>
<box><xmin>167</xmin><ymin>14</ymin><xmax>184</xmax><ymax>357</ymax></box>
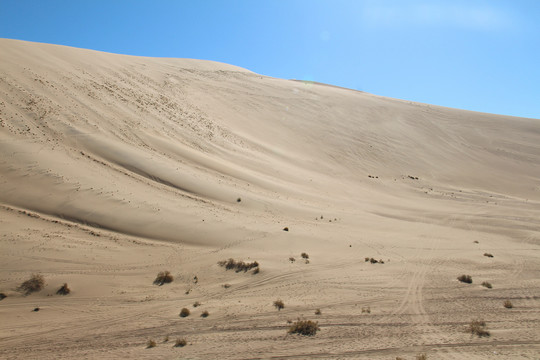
<box><xmin>1</xmin><ymin>38</ymin><xmax>539</xmax><ymax>359</ymax></box>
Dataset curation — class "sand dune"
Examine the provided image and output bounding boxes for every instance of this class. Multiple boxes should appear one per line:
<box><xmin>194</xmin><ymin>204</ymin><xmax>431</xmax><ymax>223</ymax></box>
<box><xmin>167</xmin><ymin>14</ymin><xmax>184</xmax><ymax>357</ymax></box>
<box><xmin>1</xmin><ymin>38</ymin><xmax>539</xmax><ymax>359</ymax></box>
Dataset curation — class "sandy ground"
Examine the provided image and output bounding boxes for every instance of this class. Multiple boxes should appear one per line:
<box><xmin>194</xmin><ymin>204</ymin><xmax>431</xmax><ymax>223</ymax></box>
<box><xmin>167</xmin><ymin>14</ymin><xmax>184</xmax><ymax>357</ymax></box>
<box><xmin>1</xmin><ymin>38</ymin><xmax>539</xmax><ymax>359</ymax></box>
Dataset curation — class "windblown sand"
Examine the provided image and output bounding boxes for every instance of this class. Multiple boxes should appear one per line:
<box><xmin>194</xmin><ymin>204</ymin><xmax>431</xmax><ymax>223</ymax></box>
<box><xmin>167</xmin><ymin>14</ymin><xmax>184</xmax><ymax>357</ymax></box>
<box><xmin>1</xmin><ymin>38</ymin><xmax>539</xmax><ymax>359</ymax></box>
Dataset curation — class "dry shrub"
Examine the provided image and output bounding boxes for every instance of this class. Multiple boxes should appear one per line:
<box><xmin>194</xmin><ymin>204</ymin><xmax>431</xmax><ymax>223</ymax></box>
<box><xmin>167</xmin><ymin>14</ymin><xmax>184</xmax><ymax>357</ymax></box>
<box><xmin>365</xmin><ymin>257</ymin><xmax>370</xmax><ymax>262</ymax></box>
<box><xmin>222</xmin><ymin>283</ymin><xmax>231</xmax><ymax>289</ymax></box>
<box><xmin>274</xmin><ymin>299</ymin><xmax>285</xmax><ymax>311</ymax></box>
<box><xmin>457</xmin><ymin>274</ymin><xmax>472</xmax><ymax>284</ymax></box>
<box><xmin>163</xmin><ymin>335</ymin><xmax>169</xmax><ymax>343</ymax></box>
<box><xmin>253</xmin><ymin>267</ymin><xmax>260</xmax><ymax>274</ymax></box>
<box><xmin>315</xmin><ymin>308</ymin><xmax>321</xmax><ymax>315</ymax></box>
<box><xmin>218</xmin><ymin>258</ymin><xmax>259</xmax><ymax>273</ymax></box>
<box><xmin>503</xmin><ymin>300</ymin><xmax>513</xmax><ymax>309</ymax></box>
<box><xmin>153</xmin><ymin>271</ymin><xmax>173</xmax><ymax>285</ymax></box>
<box><xmin>362</xmin><ymin>306</ymin><xmax>371</xmax><ymax>314</ymax></box>
<box><xmin>193</xmin><ymin>301</ymin><xmax>201</xmax><ymax>307</ymax></box>
<box><xmin>483</xmin><ymin>253</ymin><xmax>494</xmax><ymax>258</ymax></box>
<box><xmin>288</xmin><ymin>319</ymin><xmax>320</xmax><ymax>336</ymax></box>
<box><xmin>174</xmin><ymin>338</ymin><xmax>187</xmax><ymax>347</ymax></box>
<box><xmin>301</xmin><ymin>252</ymin><xmax>309</xmax><ymax>259</ymax></box>
<box><xmin>369</xmin><ymin>258</ymin><xmax>378</xmax><ymax>264</ymax></box>
<box><xmin>56</xmin><ymin>283</ymin><xmax>70</xmax><ymax>295</ymax></box>
<box><xmin>416</xmin><ymin>354</ymin><xmax>427</xmax><ymax>360</ymax></box>
<box><xmin>481</xmin><ymin>281</ymin><xmax>492</xmax><ymax>289</ymax></box>
<box><xmin>179</xmin><ymin>308</ymin><xmax>190</xmax><ymax>317</ymax></box>
<box><xmin>289</xmin><ymin>257</ymin><xmax>296</xmax><ymax>263</ymax></box>
<box><xmin>146</xmin><ymin>339</ymin><xmax>157</xmax><ymax>348</ymax></box>
<box><xmin>0</xmin><ymin>293</ymin><xmax>7</xmax><ymax>300</ymax></box>
<box><xmin>468</xmin><ymin>319</ymin><xmax>490</xmax><ymax>337</ymax></box>
<box><xmin>201</xmin><ymin>310</ymin><xmax>209</xmax><ymax>318</ymax></box>
<box><xmin>18</xmin><ymin>274</ymin><xmax>45</xmax><ymax>295</ymax></box>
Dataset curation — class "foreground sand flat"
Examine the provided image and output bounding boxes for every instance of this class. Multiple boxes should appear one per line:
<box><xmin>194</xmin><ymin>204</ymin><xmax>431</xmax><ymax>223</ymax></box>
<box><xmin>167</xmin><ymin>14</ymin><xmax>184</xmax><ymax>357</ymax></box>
<box><xmin>1</xmin><ymin>38</ymin><xmax>539</xmax><ymax>359</ymax></box>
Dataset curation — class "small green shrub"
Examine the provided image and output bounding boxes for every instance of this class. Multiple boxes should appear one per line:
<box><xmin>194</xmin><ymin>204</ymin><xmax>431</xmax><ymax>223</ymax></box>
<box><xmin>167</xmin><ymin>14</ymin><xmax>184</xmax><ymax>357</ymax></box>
<box><xmin>288</xmin><ymin>319</ymin><xmax>320</xmax><ymax>336</ymax></box>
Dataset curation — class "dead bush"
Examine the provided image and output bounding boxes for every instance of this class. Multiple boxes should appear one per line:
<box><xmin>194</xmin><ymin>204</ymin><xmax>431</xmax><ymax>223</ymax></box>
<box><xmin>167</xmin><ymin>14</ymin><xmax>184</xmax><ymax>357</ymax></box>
<box><xmin>274</xmin><ymin>299</ymin><xmax>285</xmax><ymax>311</ymax></box>
<box><xmin>218</xmin><ymin>258</ymin><xmax>259</xmax><ymax>273</ymax></box>
<box><xmin>289</xmin><ymin>257</ymin><xmax>296</xmax><ymax>263</ymax></box>
<box><xmin>315</xmin><ymin>308</ymin><xmax>321</xmax><ymax>315</ymax></box>
<box><xmin>503</xmin><ymin>300</ymin><xmax>513</xmax><ymax>309</ymax></box>
<box><xmin>153</xmin><ymin>271</ymin><xmax>173</xmax><ymax>285</ymax></box>
<box><xmin>457</xmin><ymin>274</ymin><xmax>472</xmax><ymax>284</ymax></box>
<box><xmin>18</xmin><ymin>274</ymin><xmax>45</xmax><ymax>295</ymax></box>
<box><xmin>481</xmin><ymin>281</ymin><xmax>492</xmax><ymax>289</ymax></box>
<box><xmin>468</xmin><ymin>319</ymin><xmax>490</xmax><ymax>337</ymax></box>
<box><xmin>56</xmin><ymin>283</ymin><xmax>70</xmax><ymax>295</ymax></box>
<box><xmin>193</xmin><ymin>301</ymin><xmax>201</xmax><ymax>307</ymax></box>
<box><xmin>288</xmin><ymin>319</ymin><xmax>320</xmax><ymax>336</ymax></box>
<box><xmin>174</xmin><ymin>338</ymin><xmax>187</xmax><ymax>347</ymax></box>
<box><xmin>146</xmin><ymin>339</ymin><xmax>157</xmax><ymax>348</ymax></box>
<box><xmin>179</xmin><ymin>308</ymin><xmax>190</xmax><ymax>317</ymax></box>
<box><xmin>483</xmin><ymin>253</ymin><xmax>494</xmax><ymax>258</ymax></box>
<box><xmin>301</xmin><ymin>252</ymin><xmax>309</xmax><ymax>259</ymax></box>
<box><xmin>416</xmin><ymin>354</ymin><xmax>427</xmax><ymax>360</ymax></box>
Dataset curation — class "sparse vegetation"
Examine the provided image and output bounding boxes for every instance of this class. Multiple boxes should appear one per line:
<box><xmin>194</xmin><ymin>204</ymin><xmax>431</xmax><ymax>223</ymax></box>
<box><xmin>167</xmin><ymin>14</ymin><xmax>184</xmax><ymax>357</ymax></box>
<box><xmin>481</xmin><ymin>281</ymin><xmax>492</xmax><ymax>289</ymax></box>
<box><xmin>174</xmin><ymin>338</ymin><xmax>187</xmax><ymax>347</ymax></box>
<box><xmin>193</xmin><ymin>301</ymin><xmax>201</xmax><ymax>307</ymax></box>
<box><xmin>179</xmin><ymin>308</ymin><xmax>190</xmax><ymax>317</ymax></box>
<box><xmin>288</xmin><ymin>319</ymin><xmax>320</xmax><ymax>336</ymax></box>
<box><xmin>274</xmin><ymin>299</ymin><xmax>285</xmax><ymax>311</ymax></box>
<box><xmin>18</xmin><ymin>274</ymin><xmax>45</xmax><ymax>295</ymax></box>
<box><xmin>153</xmin><ymin>271</ymin><xmax>173</xmax><ymax>285</ymax></box>
<box><xmin>201</xmin><ymin>310</ymin><xmax>209</xmax><ymax>318</ymax></box>
<box><xmin>457</xmin><ymin>274</ymin><xmax>472</xmax><ymax>284</ymax></box>
<box><xmin>218</xmin><ymin>258</ymin><xmax>259</xmax><ymax>273</ymax></box>
<box><xmin>56</xmin><ymin>283</ymin><xmax>70</xmax><ymax>295</ymax></box>
<box><xmin>301</xmin><ymin>252</ymin><xmax>309</xmax><ymax>259</ymax></box>
<box><xmin>483</xmin><ymin>253</ymin><xmax>494</xmax><ymax>258</ymax></box>
<box><xmin>146</xmin><ymin>339</ymin><xmax>157</xmax><ymax>348</ymax></box>
<box><xmin>315</xmin><ymin>308</ymin><xmax>321</xmax><ymax>315</ymax></box>
<box><xmin>504</xmin><ymin>300</ymin><xmax>513</xmax><ymax>309</ymax></box>
<box><xmin>468</xmin><ymin>319</ymin><xmax>490</xmax><ymax>337</ymax></box>
<box><xmin>289</xmin><ymin>257</ymin><xmax>296</xmax><ymax>262</ymax></box>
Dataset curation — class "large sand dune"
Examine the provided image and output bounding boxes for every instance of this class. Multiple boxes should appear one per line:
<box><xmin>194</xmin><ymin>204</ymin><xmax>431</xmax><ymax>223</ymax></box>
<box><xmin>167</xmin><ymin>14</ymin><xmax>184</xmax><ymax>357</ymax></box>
<box><xmin>1</xmin><ymin>38</ymin><xmax>539</xmax><ymax>359</ymax></box>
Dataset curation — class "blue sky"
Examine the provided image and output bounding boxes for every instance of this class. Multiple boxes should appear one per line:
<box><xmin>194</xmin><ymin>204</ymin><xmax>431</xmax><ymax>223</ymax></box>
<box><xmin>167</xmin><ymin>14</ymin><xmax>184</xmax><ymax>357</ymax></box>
<box><xmin>1</xmin><ymin>0</ymin><xmax>539</xmax><ymax>119</ymax></box>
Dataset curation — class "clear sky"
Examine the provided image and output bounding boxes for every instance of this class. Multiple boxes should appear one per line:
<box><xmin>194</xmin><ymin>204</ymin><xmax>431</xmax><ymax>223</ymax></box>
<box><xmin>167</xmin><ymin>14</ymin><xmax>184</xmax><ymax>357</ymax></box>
<box><xmin>1</xmin><ymin>0</ymin><xmax>539</xmax><ymax>119</ymax></box>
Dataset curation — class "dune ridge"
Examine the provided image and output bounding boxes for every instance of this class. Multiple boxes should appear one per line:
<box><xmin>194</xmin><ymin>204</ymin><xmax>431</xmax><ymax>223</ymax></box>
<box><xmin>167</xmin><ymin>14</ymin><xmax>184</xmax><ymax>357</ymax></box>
<box><xmin>1</xmin><ymin>38</ymin><xmax>539</xmax><ymax>359</ymax></box>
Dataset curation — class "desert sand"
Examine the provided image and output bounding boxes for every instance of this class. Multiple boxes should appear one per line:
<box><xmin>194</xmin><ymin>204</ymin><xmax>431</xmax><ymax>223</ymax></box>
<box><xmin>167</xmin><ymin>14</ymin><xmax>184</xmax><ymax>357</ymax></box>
<box><xmin>1</xmin><ymin>38</ymin><xmax>539</xmax><ymax>359</ymax></box>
